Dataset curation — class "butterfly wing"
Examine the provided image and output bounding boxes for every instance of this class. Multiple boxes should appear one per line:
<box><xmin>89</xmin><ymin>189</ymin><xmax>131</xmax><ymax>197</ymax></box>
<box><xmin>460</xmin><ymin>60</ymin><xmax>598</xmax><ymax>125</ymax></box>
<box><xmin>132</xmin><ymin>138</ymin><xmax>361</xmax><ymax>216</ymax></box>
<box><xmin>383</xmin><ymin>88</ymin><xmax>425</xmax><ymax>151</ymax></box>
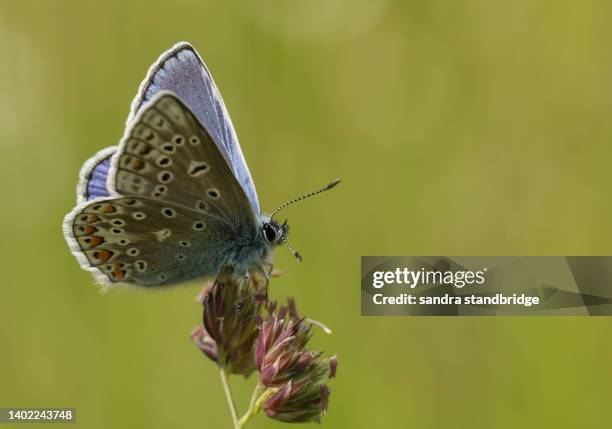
<box><xmin>64</xmin><ymin>197</ymin><xmax>235</xmax><ymax>286</ymax></box>
<box><xmin>76</xmin><ymin>146</ymin><xmax>116</xmax><ymax>204</ymax></box>
<box><xmin>128</xmin><ymin>42</ymin><xmax>260</xmax><ymax>215</ymax></box>
<box><xmin>64</xmin><ymin>92</ymin><xmax>259</xmax><ymax>286</ymax></box>
<box><xmin>110</xmin><ymin>91</ymin><xmax>257</xmax><ymax>226</ymax></box>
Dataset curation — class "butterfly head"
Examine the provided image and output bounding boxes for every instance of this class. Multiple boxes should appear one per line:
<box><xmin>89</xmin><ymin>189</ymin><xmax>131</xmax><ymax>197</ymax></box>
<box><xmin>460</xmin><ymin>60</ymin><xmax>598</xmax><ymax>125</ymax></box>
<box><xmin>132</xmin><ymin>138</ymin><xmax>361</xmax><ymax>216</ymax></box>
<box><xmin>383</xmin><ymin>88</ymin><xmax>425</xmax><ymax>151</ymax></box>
<box><xmin>262</xmin><ymin>218</ymin><xmax>287</xmax><ymax>244</ymax></box>
<box><xmin>261</xmin><ymin>217</ymin><xmax>299</xmax><ymax>260</ymax></box>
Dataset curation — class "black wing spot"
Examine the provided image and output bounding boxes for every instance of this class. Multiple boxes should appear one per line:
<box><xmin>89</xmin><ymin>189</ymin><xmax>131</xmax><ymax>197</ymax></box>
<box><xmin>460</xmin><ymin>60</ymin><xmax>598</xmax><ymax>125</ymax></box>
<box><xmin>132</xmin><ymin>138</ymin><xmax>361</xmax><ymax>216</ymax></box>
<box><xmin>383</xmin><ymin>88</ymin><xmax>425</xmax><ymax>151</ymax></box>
<box><xmin>161</xmin><ymin>207</ymin><xmax>176</xmax><ymax>218</ymax></box>
<box><xmin>162</xmin><ymin>143</ymin><xmax>176</xmax><ymax>154</ymax></box>
<box><xmin>158</xmin><ymin>171</ymin><xmax>174</xmax><ymax>183</ymax></box>
<box><xmin>172</xmin><ymin>135</ymin><xmax>185</xmax><ymax>146</ymax></box>
<box><xmin>135</xmin><ymin>260</ymin><xmax>148</xmax><ymax>272</ymax></box>
<box><xmin>188</xmin><ymin>161</ymin><xmax>210</xmax><ymax>177</ymax></box>
<box><xmin>207</xmin><ymin>188</ymin><xmax>220</xmax><ymax>199</ymax></box>
<box><xmin>156</xmin><ymin>156</ymin><xmax>171</xmax><ymax>167</ymax></box>
<box><xmin>193</xmin><ymin>221</ymin><xmax>206</xmax><ymax>231</ymax></box>
<box><xmin>196</xmin><ymin>200</ymin><xmax>209</xmax><ymax>212</ymax></box>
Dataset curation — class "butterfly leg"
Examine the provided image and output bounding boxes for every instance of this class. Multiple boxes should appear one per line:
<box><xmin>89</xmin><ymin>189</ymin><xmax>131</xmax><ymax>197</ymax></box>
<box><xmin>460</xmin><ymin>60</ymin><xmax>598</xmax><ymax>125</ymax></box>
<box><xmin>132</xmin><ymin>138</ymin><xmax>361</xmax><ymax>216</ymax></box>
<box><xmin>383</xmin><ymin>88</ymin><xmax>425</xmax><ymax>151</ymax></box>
<box><xmin>261</xmin><ymin>264</ymin><xmax>270</xmax><ymax>285</ymax></box>
<box><xmin>250</xmin><ymin>263</ymin><xmax>270</xmax><ymax>301</ymax></box>
<box><xmin>268</xmin><ymin>264</ymin><xmax>274</xmax><ymax>278</ymax></box>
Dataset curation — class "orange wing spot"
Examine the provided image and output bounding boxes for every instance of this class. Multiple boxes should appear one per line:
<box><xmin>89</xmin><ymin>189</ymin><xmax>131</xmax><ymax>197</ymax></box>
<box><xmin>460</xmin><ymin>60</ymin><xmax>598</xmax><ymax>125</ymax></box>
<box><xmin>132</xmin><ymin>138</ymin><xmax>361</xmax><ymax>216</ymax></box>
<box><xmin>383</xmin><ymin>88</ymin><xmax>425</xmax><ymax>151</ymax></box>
<box><xmin>130</xmin><ymin>158</ymin><xmax>145</xmax><ymax>171</ymax></box>
<box><xmin>89</xmin><ymin>236</ymin><xmax>105</xmax><ymax>247</ymax></box>
<box><xmin>89</xmin><ymin>204</ymin><xmax>116</xmax><ymax>214</ymax></box>
<box><xmin>79</xmin><ymin>235</ymin><xmax>105</xmax><ymax>249</ymax></box>
<box><xmin>128</xmin><ymin>140</ymin><xmax>153</xmax><ymax>156</ymax></box>
<box><xmin>122</xmin><ymin>155</ymin><xmax>146</xmax><ymax>171</ymax></box>
<box><xmin>80</xmin><ymin>225</ymin><xmax>97</xmax><ymax>235</ymax></box>
<box><xmin>78</xmin><ymin>214</ymin><xmax>101</xmax><ymax>224</ymax></box>
<box><xmin>75</xmin><ymin>225</ymin><xmax>97</xmax><ymax>235</ymax></box>
<box><xmin>102</xmin><ymin>204</ymin><xmax>117</xmax><ymax>213</ymax></box>
<box><xmin>135</xmin><ymin>142</ymin><xmax>152</xmax><ymax>156</ymax></box>
<box><xmin>113</xmin><ymin>269</ymin><xmax>126</xmax><ymax>281</ymax></box>
<box><xmin>92</xmin><ymin>249</ymin><xmax>114</xmax><ymax>263</ymax></box>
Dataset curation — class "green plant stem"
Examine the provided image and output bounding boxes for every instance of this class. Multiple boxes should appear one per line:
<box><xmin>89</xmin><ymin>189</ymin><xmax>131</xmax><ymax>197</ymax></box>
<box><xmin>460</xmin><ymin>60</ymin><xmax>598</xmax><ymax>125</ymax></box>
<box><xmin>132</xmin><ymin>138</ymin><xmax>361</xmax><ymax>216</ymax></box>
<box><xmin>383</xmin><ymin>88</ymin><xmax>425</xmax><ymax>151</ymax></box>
<box><xmin>219</xmin><ymin>366</ymin><xmax>240</xmax><ymax>429</ymax></box>
<box><xmin>247</xmin><ymin>383</ymin><xmax>263</xmax><ymax>414</ymax></box>
<box><xmin>238</xmin><ymin>383</ymin><xmax>264</xmax><ymax>427</ymax></box>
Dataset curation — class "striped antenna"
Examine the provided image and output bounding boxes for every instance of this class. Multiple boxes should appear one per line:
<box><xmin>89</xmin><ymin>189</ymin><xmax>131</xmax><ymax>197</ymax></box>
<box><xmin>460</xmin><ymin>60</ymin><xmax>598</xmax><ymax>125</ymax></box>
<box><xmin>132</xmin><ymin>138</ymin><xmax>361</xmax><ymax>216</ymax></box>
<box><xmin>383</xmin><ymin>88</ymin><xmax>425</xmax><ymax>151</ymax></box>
<box><xmin>281</xmin><ymin>235</ymin><xmax>302</xmax><ymax>262</ymax></box>
<box><xmin>270</xmin><ymin>179</ymin><xmax>341</xmax><ymax>218</ymax></box>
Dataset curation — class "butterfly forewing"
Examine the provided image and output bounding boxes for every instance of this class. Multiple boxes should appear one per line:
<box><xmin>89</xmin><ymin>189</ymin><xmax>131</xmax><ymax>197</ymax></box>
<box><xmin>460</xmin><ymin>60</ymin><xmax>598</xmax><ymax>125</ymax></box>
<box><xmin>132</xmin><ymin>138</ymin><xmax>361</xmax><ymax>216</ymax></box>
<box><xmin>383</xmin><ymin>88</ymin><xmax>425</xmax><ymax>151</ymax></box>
<box><xmin>128</xmin><ymin>42</ymin><xmax>260</xmax><ymax>215</ymax></box>
<box><xmin>112</xmin><ymin>92</ymin><xmax>256</xmax><ymax>229</ymax></box>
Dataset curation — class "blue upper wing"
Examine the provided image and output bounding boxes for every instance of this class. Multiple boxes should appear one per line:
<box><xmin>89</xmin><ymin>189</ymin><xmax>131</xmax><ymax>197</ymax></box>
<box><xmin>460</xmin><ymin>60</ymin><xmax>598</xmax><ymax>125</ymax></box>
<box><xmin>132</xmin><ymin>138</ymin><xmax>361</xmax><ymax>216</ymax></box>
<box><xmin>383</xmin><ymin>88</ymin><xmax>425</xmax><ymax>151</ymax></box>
<box><xmin>127</xmin><ymin>42</ymin><xmax>260</xmax><ymax>215</ymax></box>
<box><xmin>76</xmin><ymin>146</ymin><xmax>116</xmax><ymax>204</ymax></box>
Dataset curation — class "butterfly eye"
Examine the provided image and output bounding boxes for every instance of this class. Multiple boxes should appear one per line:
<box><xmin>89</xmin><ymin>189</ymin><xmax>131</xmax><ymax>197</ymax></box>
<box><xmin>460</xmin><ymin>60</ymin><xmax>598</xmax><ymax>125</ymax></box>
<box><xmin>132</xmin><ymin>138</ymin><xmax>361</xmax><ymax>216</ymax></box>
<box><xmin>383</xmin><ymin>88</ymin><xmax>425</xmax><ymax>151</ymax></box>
<box><xmin>263</xmin><ymin>223</ymin><xmax>277</xmax><ymax>243</ymax></box>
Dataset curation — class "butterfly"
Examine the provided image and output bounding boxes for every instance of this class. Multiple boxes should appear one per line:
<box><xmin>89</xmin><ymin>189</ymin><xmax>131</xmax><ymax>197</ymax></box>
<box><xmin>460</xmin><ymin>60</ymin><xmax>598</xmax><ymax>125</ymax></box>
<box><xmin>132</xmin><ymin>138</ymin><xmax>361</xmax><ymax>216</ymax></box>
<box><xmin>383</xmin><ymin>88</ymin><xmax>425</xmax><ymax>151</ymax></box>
<box><xmin>63</xmin><ymin>41</ymin><xmax>339</xmax><ymax>287</ymax></box>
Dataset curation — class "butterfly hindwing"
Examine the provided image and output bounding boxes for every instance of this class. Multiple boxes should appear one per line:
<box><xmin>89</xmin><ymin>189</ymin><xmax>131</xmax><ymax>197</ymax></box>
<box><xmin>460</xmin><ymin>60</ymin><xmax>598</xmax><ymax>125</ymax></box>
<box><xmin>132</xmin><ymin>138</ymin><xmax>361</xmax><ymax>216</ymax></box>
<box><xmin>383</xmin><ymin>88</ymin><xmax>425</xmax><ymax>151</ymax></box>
<box><xmin>66</xmin><ymin>196</ymin><xmax>234</xmax><ymax>286</ymax></box>
<box><xmin>128</xmin><ymin>42</ymin><xmax>260</xmax><ymax>215</ymax></box>
<box><xmin>110</xmin><ymin>92</ymin><xmax>257</xmax><ymax>229</ymax></box>
<box><xmin>76</xmin><ymin>146</ymin><xmax>116</xmax><ymax>204</ymax></box>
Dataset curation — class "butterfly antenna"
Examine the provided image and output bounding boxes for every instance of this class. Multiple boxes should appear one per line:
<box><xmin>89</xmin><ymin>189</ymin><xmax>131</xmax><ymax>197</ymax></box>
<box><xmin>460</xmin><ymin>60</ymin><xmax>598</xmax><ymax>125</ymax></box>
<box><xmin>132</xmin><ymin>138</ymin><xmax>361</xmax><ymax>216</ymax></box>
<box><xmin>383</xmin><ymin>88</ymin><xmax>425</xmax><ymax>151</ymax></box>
<box><xmin>281</xmin><ymin>235</ymin><xmax>302</xmax><ymax>262</ymax></box>
<box><xmin>270</xmin><ymin>179</ymin><xmax>341</xmax><ymax>218</ymax></box>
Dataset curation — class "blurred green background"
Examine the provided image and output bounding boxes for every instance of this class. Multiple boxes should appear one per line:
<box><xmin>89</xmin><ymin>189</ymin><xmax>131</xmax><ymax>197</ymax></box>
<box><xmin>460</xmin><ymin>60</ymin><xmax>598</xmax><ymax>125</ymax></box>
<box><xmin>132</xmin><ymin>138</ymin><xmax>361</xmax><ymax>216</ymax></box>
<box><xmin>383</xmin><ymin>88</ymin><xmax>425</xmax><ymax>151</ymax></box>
<box><xmin>2</xmin><ymin>1</ymin><xmax>612</xmax><ymax>428</ymax></box>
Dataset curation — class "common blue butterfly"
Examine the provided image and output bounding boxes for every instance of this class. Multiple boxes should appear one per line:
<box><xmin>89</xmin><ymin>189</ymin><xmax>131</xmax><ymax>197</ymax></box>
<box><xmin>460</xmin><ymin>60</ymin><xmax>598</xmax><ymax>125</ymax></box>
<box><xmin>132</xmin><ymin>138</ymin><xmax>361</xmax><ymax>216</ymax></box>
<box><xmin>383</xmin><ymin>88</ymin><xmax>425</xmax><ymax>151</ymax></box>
<box><xmin>63</xmin><ymin>42</ymin><xmax>339</xmax><ymax>287</ymax></box>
